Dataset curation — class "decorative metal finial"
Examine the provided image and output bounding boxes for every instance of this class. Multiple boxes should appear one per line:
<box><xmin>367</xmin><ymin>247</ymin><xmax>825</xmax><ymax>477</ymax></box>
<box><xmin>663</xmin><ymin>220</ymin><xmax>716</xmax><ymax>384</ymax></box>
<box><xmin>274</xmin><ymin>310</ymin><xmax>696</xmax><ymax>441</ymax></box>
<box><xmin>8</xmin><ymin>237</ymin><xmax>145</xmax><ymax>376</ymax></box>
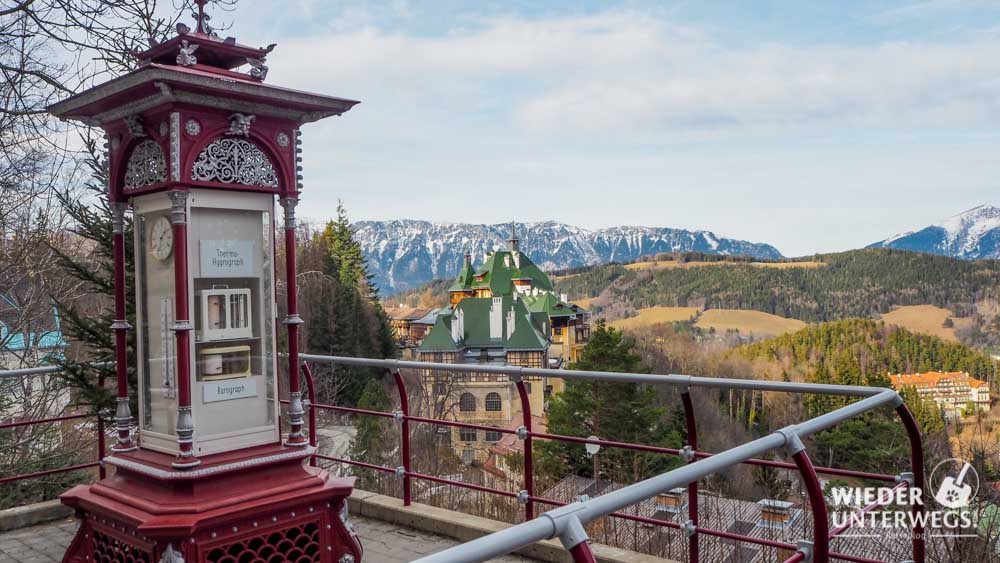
<box><xmin>194</xmin><ymin>0</ymin><xmax>208</xmax><ymax>33</ymax></box>
<box><xmin>191</xmin><ymin>0</ymin><xmax>217</xmax><ymax>37</ymax></box>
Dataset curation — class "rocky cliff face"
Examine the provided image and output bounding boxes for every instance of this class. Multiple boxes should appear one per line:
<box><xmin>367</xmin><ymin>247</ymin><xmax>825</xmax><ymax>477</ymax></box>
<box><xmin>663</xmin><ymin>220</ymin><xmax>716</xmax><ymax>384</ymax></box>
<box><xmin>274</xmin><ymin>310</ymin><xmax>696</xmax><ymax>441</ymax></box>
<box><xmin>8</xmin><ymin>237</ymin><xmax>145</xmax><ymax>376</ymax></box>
<box><xmin>353</xmin><ymin>220</ymin><xmax>784</xmax><ymax>293</ymax></box>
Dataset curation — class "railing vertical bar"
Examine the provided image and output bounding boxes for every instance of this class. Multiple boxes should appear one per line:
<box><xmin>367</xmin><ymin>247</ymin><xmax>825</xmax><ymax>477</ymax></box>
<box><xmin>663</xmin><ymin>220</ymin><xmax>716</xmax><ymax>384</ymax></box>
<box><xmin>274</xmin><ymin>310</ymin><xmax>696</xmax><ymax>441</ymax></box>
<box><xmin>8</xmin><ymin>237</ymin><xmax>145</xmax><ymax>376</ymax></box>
<box><xmin>97</xmin><ymin>365</ymin><xmax>107</xmax><ymax>480</ymax></box>
<box><xmin>96</xmin><ymin>414</ymin><xmax>106</xmax><ymax>480</ymax></box>
<box><xmin>568</xmin><ymin>542</ymin><xmax>597</xmax><ymax>563</ymax></box>
<box><xmin>895</xmin><ymin>404</ymin><xmax>926</xmax><ymax>563</ymax></box>
<box><xmin>681</xmin><ymin>391</ymin><xmax>698</xmax><ymax>563</ymax></box>
<box><xmin>302</xmin><ymin>363</ymin><xmax>318</xmax><ymax>467</ymax></box>
<box><xmin>792</xmin><ymin>449</ymin><xmax>829</xmax><ymax>563</ymax></box>
<box><xmin>514</xmin><ymin>377</ymin><xmax>534</xmax><ymax>520</ymax></box>
<box><xmin>392</xmin><ymin>369</ymin><xmax>412</xmax><ymax>506</ymax></box>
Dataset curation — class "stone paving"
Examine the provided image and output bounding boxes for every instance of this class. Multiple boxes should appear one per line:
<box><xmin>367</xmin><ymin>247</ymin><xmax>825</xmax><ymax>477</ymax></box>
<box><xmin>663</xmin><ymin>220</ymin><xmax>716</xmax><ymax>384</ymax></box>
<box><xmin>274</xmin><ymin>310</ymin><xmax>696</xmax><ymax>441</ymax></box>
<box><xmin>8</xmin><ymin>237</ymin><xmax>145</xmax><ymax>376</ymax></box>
<box><xmin>0</xmin><ymin>515</ymin><xmax>535</xmax><ymax>563</ymax></box>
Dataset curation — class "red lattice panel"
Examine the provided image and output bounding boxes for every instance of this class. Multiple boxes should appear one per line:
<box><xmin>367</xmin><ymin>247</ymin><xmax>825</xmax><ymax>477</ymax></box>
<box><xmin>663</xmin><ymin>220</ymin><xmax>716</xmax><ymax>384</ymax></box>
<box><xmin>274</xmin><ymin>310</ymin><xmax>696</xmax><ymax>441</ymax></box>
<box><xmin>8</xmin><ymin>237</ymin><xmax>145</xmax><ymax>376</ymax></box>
<box><xmin>205</xmin><ymin>520</ymin><xmax>322</xmax><ymax>563</ymax></box>
<box><xmin>90</xmin><ymin>524</ymin><xmax>154</xmax><ymax>563</ymax></box>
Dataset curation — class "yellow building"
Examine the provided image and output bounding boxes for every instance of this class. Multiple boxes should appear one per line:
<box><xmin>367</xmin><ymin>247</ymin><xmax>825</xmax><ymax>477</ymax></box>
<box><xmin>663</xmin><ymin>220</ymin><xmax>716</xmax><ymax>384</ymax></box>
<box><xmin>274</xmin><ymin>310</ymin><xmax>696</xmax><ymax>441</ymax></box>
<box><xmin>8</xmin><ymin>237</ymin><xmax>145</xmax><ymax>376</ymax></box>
<box><xmin>889</xmin><ymin>370</ymin><xmax>991</xmax><ymax>418</ymax></box>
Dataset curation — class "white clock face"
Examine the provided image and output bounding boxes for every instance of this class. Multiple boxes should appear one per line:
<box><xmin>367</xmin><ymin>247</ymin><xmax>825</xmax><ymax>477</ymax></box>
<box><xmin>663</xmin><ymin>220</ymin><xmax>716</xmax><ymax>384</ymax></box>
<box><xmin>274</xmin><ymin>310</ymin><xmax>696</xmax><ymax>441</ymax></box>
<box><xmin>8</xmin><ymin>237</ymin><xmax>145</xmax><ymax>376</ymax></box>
<box><xmin>150</xmin><ymin>216</ymin><xmax>174</xmax><ymax>262</ymax></box>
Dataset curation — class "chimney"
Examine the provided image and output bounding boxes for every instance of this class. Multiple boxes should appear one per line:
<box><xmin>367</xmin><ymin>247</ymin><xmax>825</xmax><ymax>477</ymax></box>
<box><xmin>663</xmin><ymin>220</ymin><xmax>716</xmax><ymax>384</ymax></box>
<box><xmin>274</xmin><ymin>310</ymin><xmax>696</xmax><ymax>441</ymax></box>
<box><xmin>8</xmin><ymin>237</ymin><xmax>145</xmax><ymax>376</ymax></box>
<box><xmin>490</xmin><ymin>297</ymin><xmax>503</xmax><ymax>339</ymax></box>
<box><xmin>512</xmin><ymin>250</ymin><xmax>521</xmax><ymax>269</ymax></box>
<box><xmin>508</xmin><ymin>221</ymin><xmax>520</xmax><ymax>252</ymax></box>
<box><xmin>506</xmin><ymin>309</ymin><xmax>515</xmax><ymax>340</ymax></box>
<box><xmin>757</xmin><ymin>499</ymin><xmax>794</xmax><ymax>529</ymax></box>
<box><xmin>561</xmin><ymin>293</ymin><xmax>568</xmax><ymax>302</ymax></box>
<box><xmin>655</xmin><ymin>488</ymin><xmax>688</xmax><ymax>513</ymax></box>
<box><xmin>451</xmin><ymin>309</ymin><xmax>464</xmax><ymax>342</ymax></box>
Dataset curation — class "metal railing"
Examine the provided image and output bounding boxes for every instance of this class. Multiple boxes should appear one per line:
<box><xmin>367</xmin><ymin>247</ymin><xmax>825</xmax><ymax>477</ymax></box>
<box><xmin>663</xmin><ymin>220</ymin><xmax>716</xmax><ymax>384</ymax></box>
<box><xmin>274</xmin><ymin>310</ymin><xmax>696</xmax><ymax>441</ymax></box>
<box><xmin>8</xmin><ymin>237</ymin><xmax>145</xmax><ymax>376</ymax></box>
<box><xmin>0</xmin><ymin>364</ymin><xmax>107</xmax><ymax>485</ymax></box>
<box><xmin>299</xmin><ymin>354</ymin><xmax>926</xmax><ymax>563</ymax></box>
<box><xmin>0</xmin><ymin>357</ymin><xmax>926</xmax><ymax>563</ymax></box>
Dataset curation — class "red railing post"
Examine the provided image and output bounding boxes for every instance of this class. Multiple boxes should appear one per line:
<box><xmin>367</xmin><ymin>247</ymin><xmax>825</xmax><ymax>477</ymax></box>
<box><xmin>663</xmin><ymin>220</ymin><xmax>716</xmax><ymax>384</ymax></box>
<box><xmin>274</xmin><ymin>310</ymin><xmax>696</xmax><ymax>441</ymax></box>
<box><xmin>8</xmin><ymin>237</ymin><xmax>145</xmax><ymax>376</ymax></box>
<box><xmin>96</xmin><ymin>414</ymin><xmax>106</xmax><ymax>480</ymax></box>
<box><xmin>895</xmin><ymin>404</ymin><xmax>926</xmax><ymax>563</ymax></box>
<box><xmin>568</xmin><ymin>541</ymin><xmax>597</xmax><ymax>563</ymax></box>
<box><xmin>791</xmin><ymin>448</ymin><xmax>829</xmax><ymax>563</ymax></box>
<box><xmin>392</xmin><ymin>369</ymin><xmax>412</xmax><ymax>506</ymax></box>
<box><xmin>514</xmin><ymin>377</ymin><xmax>534</xmax><ymax>520</ymax></box>
<box><xmin>302</xmin><ymin>363</ymin><xmax>318</xmax><ymax>467</ymax></box>
<box><xmin>680</xmin><ymin>391</ymin><xmax>699</xmax><ymax>563</ymax></box>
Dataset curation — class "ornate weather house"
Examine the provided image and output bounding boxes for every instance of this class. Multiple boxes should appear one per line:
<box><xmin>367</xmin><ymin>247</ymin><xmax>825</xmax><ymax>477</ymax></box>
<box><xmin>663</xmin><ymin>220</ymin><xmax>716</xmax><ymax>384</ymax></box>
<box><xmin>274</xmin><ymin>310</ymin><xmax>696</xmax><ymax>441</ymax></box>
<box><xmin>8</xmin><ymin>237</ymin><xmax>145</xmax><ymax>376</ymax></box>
<box><xmin>48</xmin><ymin>3</ymin><xmax>362</xmax><ymax>562</ymax></box>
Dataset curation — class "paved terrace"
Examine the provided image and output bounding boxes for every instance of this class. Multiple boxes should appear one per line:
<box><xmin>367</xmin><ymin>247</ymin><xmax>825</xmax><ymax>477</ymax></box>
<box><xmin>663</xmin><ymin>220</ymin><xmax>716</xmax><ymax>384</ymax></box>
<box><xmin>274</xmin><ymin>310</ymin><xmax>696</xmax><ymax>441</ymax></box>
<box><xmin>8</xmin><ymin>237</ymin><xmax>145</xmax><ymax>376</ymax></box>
<box><xmin>0</xmin><ymin>515</ymin><xmax>535</xmax><ymax>563</ymax></box>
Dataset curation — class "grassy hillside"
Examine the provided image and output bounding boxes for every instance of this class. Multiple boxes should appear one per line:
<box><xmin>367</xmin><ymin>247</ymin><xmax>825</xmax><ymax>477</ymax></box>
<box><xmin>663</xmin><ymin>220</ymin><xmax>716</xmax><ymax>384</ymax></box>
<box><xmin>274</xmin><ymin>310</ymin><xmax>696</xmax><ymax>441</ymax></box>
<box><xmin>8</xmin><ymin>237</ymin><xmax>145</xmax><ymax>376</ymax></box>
<box><xmin>881</xmin><ymin>305</ymin><xmax>975</xmax><ymax>342</ymax></box>
<box><xmin>611</xmin><ymin>306</ymin><xmax>805</xmax><ymax>337</ymax></box>
<box><xmin>610</xmin><ymin>306</ymin><xmax>700</xmax><ymax>330</ymax></box>
<box><xmin>695</xmin><ymin>309</ymin><xmax>807</xmax><ymax>337</ymax></box>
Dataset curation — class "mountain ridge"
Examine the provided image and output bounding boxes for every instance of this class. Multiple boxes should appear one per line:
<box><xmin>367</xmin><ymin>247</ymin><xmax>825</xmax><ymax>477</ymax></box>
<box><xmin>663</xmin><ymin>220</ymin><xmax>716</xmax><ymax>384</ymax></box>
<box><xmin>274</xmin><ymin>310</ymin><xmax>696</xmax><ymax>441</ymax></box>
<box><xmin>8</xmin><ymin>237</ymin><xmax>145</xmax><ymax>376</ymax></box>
<box><xmin>868</xmin><ymin>204</ymin><xmax>1000</xmax><ymax>259</ymax></box>
<box><xmin>353</xmin><ymin>219</ymin><xmax>783</xmax><ymax>294</ymax></box>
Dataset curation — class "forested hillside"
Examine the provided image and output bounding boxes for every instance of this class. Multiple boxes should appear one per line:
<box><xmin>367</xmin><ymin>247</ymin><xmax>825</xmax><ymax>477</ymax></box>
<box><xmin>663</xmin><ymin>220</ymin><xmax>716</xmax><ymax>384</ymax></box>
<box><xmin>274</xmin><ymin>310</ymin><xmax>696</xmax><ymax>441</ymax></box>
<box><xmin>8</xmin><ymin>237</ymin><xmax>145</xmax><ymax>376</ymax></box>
<box><xmin>736</xmin><ymin>319</ymin><xmax>997</xmax><ymax>383</ymax></box>
<box><xmin>555</xmin><ymin>249</ymin><xmax>1000</xmax><ymax>321</ymax></box>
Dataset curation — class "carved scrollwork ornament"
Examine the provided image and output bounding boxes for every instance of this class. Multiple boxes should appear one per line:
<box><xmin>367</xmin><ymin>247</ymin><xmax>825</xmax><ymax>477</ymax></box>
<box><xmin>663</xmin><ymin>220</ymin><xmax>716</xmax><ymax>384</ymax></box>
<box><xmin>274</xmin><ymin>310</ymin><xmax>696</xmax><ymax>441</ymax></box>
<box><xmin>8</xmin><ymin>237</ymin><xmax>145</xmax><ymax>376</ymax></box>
<box><xmin>248</xmin><ymin>57</ymin><xmax>269</xmax><ymax>80</ymax></box>
<box><xmin>191</xmin><ymin>137</ymin><xmax>278</xmax><ymax>187</ymax></box>
<box><xmin>176</xmin><ymin>40</ymin><xmax>199</xmax><ymax>66</ymax></box>
<box><xmin>170</xmin><ymin>112</ymin><xmax>181</xmax><ymax>181</ymax></box>
<box><xmin>124</xmin><ymin>140</ymin><xmax>167</xmax><ymax>190</ymax></box>
<box><xmin>227</xmin><ymin>113</ymin><xmax>255</xmax><ymax>136</ymax></box>
<box><xmin>276</xmin><ymin>132</ymin><xmax>290</xmax><ymax>147</ymax></box>
<box><xmin>124</xmin><ymin>115</ymin><xmax>145</xmax><ymax>138</ymax></box>
<box><xmin>185</xmin><ymin>119</ymin><xmax>201</xmax><ymax>136</ymax></box>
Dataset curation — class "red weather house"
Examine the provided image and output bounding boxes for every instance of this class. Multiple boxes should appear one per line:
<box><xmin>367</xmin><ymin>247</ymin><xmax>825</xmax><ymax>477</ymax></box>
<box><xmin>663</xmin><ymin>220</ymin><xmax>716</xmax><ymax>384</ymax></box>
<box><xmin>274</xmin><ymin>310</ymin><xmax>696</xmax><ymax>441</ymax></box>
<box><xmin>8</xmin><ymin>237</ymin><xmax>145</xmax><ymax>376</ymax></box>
<box><xmin>48</xmin><ymin>3</ymin><xmax>362</xmax><ymax>562</ymax></box>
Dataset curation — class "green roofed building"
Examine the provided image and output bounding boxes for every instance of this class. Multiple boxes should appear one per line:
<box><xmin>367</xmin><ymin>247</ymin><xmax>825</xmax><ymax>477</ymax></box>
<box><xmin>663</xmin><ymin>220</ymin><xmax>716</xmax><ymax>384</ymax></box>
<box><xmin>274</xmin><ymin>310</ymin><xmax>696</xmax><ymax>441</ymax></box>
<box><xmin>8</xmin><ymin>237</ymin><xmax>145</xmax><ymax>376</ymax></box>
<box><xmin>418</xmin><ymin>223</ymin><xmax>590</xmax><ymax>464</ymax></box>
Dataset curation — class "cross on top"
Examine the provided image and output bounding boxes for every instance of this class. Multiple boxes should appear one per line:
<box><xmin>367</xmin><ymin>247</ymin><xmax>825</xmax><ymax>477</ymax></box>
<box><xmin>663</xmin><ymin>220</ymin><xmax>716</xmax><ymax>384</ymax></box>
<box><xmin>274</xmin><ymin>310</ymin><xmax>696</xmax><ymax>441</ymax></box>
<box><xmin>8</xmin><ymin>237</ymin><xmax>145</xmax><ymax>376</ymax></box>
<box><xmin>194</xmin><ymin>0</ymin><xmax>209</xmax><ymax>34</ymax></box>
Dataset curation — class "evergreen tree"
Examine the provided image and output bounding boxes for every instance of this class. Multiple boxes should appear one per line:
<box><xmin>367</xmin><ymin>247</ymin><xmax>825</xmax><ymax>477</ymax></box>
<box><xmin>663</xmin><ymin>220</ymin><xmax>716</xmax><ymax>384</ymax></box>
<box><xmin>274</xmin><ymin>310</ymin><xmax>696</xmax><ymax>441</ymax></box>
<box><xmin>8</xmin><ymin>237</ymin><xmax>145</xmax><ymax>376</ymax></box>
<box><xmin>298</xmin><ymin>202</ymin><xmax>395</xmax><ymax>405</ymax></box>
<box><xmin>538</xmin><ymin>320</ymin><xmax>684</xmax><ymax>484</ymax></box>
<box><xmin>50</xmin><ymin>139</ymin><xmax>136</xmax><ymax>415</ymax></box>
<box><xmin>348</xmin><ymin>378</ymin><xmax>395</xmax><ymax>490</ymax></box>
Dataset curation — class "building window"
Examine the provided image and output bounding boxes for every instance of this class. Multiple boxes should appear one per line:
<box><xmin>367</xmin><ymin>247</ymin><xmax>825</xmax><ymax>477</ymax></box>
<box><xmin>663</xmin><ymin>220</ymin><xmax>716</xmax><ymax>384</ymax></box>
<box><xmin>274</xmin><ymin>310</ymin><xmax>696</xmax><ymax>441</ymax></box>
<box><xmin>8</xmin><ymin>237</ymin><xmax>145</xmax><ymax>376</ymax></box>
<box><xmin>485</xmin><ymin>392</ymin><xmax>502</xmax><ymax>412</ymax></box>
<box><xmin>459</xmin><ymin>392</ymin><xmax>476</xmax><ymax>412</ymax></box>
<box><xmin>544</xmin><ymin>385</ymin><xmax>553</xmax><ymax>401</ymax></box>
<box><xmin>459</xmin><ymin>427</ymin><xmax>477</xmax><ymax>442</ymax></box>
<box><xmin>485</xmin><ymin>429</ymin><xmax>502</xmax><ymax>442</ymax></box>
<box><xmin>554</xmin><ymin>326</ymin><xmax>563</xmax><ymax>336</ymax></box>
<box><xmin>521</xmin><ymin>382</ymin><xmax>532</xmax><ymax>394</ymax></box>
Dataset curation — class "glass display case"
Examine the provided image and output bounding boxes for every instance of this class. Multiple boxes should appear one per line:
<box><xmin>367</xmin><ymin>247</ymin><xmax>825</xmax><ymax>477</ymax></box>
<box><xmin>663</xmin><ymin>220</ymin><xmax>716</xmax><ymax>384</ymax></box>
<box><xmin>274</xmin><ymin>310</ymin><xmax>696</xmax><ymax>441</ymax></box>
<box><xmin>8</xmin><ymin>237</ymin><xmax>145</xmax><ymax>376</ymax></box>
<box><xmin>135</xmin><ymin>189</ymin><xmax>278</xmax><ymax>456</ymax></box>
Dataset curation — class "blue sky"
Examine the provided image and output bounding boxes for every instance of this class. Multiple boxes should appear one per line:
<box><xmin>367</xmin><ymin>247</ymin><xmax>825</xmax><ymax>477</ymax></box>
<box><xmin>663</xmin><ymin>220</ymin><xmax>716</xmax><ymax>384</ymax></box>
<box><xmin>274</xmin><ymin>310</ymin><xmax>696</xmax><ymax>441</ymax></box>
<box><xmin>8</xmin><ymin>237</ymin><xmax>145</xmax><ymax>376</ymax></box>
<box><xmin>224</xmin><ymin>1</ymin><xmax>1000</xmax><ymax>256</ymax></box>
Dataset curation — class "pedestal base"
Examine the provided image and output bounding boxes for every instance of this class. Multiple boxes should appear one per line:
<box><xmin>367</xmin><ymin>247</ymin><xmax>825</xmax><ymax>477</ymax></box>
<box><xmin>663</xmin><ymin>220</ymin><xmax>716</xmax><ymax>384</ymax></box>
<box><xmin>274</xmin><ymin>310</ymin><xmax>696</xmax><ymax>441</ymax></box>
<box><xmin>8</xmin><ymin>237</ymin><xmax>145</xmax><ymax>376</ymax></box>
<box><xmin>60</xmin><ymin>444</ymin><xmax>362</xmax><ymax>563</ymax></box>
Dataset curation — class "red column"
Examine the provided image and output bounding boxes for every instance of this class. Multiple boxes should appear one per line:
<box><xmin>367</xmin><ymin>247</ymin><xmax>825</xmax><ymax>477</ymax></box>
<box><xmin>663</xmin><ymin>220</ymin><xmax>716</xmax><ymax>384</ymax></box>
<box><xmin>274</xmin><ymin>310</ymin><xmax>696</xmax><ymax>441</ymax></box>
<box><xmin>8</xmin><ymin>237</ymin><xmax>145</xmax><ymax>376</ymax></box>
<box><xmin>110</xmin><ymin>202</ymin><xmax>136</xmax><ymax>452</ymax></box>
<box><xmin>168</xmin><ymin>190</ymin><xmax>199</xmax><ymax>468</ymax></box>
<box><xmin>281</xmin><ymin>197</ymin><xmax>307</xmax><ymax>446</ymax></box>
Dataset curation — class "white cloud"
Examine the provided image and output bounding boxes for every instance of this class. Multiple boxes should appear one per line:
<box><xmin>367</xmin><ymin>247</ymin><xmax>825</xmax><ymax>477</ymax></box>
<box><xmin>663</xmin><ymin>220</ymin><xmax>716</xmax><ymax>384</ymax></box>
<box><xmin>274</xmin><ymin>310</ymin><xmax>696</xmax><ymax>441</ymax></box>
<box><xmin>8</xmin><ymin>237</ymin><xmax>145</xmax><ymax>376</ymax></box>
<box><xmin>268</xmin><ymin>12</ymin><xmax>1000</xmax><ymax>138</ymax></box>
<box><xmin>247</xmin><ymin>10</ymin><xmax>1000</xmax><ymax>256</ymax></box>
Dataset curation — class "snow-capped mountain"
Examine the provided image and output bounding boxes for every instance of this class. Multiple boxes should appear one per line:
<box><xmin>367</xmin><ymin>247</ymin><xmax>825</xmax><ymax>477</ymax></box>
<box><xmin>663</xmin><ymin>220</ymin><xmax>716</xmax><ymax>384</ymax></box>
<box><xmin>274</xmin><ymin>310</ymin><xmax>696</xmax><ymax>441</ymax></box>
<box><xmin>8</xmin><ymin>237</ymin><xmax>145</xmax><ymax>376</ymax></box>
<box><xmin>868</xmin><ymin>205</ymin><xmax>1000</xmax><ymax>259</ymax></box>
<box><xmin>352</xmin><ymin>220</ymin><xmax>784</xmax><ymax>294</ymax></box>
